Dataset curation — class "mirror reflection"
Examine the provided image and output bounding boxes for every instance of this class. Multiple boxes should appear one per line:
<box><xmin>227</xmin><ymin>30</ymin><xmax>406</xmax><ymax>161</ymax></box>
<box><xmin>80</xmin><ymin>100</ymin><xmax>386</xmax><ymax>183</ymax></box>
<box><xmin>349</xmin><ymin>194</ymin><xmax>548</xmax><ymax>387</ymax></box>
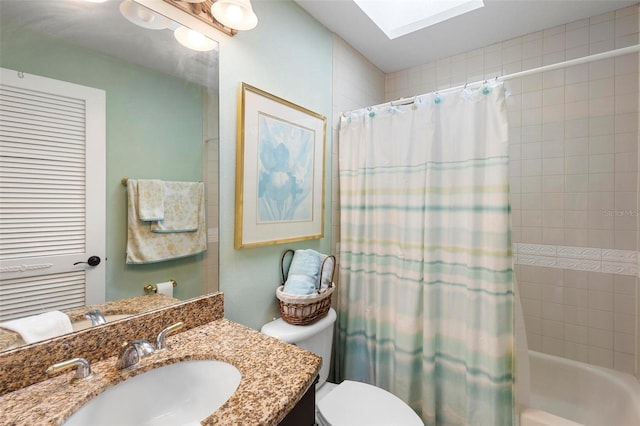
<box><xmin>0</xmin><ymin>0</ymin><xmax>219</xmax><ymax>351</ymax></box>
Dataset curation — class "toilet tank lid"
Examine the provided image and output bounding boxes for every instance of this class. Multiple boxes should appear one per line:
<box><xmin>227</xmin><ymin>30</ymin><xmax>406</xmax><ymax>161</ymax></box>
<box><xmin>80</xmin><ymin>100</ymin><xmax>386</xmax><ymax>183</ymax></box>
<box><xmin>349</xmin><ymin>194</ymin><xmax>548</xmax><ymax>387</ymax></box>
<box><xmin>261</xmin><ymin>308</ymin><xmax>337</xmax><ymax>343</ymax></box>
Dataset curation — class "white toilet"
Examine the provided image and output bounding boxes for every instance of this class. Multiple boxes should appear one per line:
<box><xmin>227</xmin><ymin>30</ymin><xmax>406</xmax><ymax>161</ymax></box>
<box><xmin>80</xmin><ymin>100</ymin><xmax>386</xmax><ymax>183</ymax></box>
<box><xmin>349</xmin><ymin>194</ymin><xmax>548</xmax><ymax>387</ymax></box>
<box><xmin>261</xmin><ymin>308</ymin><xmax>424</xmax><ymax>426</ymax></box>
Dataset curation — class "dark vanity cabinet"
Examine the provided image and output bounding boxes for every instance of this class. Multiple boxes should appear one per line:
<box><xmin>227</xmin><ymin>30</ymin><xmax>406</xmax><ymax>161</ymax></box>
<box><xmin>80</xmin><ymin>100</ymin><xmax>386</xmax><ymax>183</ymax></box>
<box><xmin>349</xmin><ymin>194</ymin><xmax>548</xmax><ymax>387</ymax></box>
<box><xmin>279</xmin><ymin>376</ymin><xmax>317</xmax><ymax>426</ymax></box>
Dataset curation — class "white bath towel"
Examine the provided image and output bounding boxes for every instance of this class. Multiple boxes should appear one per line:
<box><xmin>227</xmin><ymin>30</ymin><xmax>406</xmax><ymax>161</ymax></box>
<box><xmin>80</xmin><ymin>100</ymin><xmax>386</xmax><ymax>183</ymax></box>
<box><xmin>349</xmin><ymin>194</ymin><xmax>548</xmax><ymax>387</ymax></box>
<box><xmin>151</xmin><ymin>181</ymin><xmax>202</xmax><ymax>233</ymax></box>
<box><xmin>126</xmin><ymin>179</ymin><xmax>207</xmax><ymax>264</ymax></box>
<box><xmin>137</xmin><ymin>179</ymin><xmax>165</xmax><ymax>221</ymax></box>
<box><xmin>0</xmin><ymin>311</ymin><xmax>73</xmax><ymax>344</ymax></box>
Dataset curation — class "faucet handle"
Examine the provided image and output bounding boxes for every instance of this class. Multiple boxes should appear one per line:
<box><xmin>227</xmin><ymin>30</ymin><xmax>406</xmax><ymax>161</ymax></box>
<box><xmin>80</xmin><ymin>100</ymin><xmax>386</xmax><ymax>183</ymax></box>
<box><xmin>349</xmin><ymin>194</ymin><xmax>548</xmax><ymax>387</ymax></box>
<box><xmin>156</xmin><ymin>321</ymin><xmax>184</xmax><ymax>351</ymax></box>
<box><xmin>46</xmin><ymin>357</ymin><xmax>93</xmax><ymax>383</ymax></box>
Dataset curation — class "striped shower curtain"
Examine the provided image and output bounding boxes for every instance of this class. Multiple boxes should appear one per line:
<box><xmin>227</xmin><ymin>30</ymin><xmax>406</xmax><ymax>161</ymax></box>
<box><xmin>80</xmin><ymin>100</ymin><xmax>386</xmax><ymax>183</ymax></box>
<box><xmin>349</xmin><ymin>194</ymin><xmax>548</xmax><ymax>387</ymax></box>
<box><xmin>337</xmin><ymin>84</ymin><xmax>514</xmax><ymax>425</ymax></box>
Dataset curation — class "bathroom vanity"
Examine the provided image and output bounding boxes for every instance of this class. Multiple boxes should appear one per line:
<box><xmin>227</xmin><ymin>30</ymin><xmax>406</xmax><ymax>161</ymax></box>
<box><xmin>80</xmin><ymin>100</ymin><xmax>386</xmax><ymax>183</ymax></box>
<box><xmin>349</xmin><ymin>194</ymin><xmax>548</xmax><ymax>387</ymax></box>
<box><xmin>0</xmin><ymin>293</ymin><xmax>321</xmax><ymax>425</ymax></box>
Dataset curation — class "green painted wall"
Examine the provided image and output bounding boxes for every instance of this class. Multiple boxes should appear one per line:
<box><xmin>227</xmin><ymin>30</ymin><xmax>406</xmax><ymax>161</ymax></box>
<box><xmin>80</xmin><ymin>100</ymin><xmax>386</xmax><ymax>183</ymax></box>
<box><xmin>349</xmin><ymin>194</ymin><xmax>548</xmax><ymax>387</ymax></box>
<box><xmin>219</xmin><ymin>0</ymin><xmax>333</xmax><ymax>330</ymax></box>
<box><xmin>0</xmin><ymin>27</ymin><xmax>204</xmax><ymax>301</ymax></box>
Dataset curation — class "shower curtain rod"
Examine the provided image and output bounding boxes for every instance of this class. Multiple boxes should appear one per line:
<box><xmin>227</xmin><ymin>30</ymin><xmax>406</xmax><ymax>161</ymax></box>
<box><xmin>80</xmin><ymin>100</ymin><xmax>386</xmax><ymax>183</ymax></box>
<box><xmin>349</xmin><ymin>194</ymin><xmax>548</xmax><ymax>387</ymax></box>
<box><xmin>348</xmin><ymin>44</ymin><xmax>640</xmax><ymax>113</ymax></box>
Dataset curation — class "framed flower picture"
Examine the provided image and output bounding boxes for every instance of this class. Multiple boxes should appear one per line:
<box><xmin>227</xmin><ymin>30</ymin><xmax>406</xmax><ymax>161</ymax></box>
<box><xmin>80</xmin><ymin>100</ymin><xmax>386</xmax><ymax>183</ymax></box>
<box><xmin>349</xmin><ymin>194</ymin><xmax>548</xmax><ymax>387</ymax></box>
<box><xmin>234</xmin><ymin>83</ymin><xmax>326</xmax><ymax>249</ymax></box>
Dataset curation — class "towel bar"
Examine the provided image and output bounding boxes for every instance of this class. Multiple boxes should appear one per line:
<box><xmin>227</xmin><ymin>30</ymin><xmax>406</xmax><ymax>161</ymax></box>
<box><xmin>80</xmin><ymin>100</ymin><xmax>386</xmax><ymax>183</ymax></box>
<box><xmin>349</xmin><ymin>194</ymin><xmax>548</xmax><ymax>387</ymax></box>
<box><xmin>122</xmin><ymin>178</ymin><xmax>204</xmax><ymax>186</ymax></box>
<box><xmin>143</xmin><ymin>280</ymin><xmax>177</xmax><ymax>294</ymax></box>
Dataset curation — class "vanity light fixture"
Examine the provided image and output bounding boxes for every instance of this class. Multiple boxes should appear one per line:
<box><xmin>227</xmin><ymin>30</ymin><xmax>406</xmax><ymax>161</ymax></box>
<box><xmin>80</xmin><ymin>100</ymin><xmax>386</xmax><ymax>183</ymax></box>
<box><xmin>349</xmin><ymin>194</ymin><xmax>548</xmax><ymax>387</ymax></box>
<box><xmin>211</xmin><ymin>0</ymin><xmax>258</xmax><ymax>31</ymax></box>
<box><xmin>162</xmin><ymin>0</ymin><xmax>257</xmax><ymax>36</ymax></box>
<box><xmin>174</xmin><ymin>25</ymin><xmax>218</xmax><ymax>51</ymax></box>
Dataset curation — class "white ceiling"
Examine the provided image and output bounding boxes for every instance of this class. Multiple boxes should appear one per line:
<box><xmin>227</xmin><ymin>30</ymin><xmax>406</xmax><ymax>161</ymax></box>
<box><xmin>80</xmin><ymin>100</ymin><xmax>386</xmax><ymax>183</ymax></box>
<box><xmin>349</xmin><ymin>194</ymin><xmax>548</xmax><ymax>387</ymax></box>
<box><xmin>2</xmin><ymin>1</ymin><xmax>637</xmax><ymax>81</ymax></box>
<box><xmin>294</xmin><ymin>0</ymin><xmax>638</xmax><ymax>73</ymax></box>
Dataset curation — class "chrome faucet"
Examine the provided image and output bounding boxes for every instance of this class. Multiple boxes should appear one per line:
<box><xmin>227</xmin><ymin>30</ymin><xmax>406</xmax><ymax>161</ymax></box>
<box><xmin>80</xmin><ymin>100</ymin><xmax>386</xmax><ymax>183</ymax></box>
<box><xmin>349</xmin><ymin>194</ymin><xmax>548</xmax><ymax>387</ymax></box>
<box><xmin>156</xmin><ymin>322</ymin><xmax>184</xmax><ymax>351</ymax></box>
<box><xmin>115</xmin><ymin>321</ymin><xmax>184</xmax><ymax>369</ymax></box>
<box><xmin>84</xmin><ymin>309</ymin><xmax>106</xmax><ymax>326</ymax></box>
<box><xmin>46</xmin><ymin>357</ymin><xmax>93</xmax><ymax>383</ymax></box>
<box><xmin>116</xmin><ymin>339</ymin><xmax>155</xmax><ymax>370</ymax></box>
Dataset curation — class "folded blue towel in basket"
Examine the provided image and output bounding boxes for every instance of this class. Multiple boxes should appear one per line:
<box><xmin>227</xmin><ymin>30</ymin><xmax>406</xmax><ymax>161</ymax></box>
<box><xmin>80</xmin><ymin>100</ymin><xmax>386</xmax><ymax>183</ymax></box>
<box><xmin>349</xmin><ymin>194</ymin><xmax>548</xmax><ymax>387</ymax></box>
<box><xmin>283</xmin><ymin>249</ymin><xmax>321</xmax><ymax>295</ymax></box>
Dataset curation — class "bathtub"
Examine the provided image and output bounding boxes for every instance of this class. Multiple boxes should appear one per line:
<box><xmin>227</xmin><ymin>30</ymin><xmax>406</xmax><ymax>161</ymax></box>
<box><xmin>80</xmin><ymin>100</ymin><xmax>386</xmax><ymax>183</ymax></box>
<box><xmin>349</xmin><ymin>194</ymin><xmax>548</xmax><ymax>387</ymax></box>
<box><xmin>521</xmin><ymin>350</ymin><xmax>640</xmax><ymax>426</ymax></box>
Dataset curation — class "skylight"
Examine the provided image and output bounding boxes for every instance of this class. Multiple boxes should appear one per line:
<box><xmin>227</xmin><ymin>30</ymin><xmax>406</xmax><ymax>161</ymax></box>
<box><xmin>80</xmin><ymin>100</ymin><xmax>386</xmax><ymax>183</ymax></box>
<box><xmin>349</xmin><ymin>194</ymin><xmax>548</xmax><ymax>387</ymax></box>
<box><xmin>353</xmin><ymin>0</ymin><xmax>485</xmax><ymax>40</ymax></box>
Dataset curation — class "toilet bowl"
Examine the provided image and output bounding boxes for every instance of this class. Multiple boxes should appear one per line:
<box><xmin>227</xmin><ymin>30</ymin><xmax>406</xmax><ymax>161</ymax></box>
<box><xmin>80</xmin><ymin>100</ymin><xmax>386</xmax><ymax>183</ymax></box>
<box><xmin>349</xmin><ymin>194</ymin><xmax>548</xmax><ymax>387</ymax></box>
<box><xmin>260</xmin><ymin>308</ymin><xmax>423</xmax><ymax>426</ymax></box>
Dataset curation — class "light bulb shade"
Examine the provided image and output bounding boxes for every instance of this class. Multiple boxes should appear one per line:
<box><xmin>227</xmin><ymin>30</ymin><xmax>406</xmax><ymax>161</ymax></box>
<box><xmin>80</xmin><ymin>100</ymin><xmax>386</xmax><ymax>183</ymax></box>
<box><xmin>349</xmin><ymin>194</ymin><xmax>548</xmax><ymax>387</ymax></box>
<box><xmin>119</xmin><ymin>0</ymin><xmax>170</xmax><ymax>30</ymax></box>
<box><xmin>211</xmin><ymin>0</ymin><xmax>258</xmax><ymax>31</ymax></box>
<box><xmin>174</xmin><ymin>26</ymin><xmax>218</xmax><ymax>52</ymax></box>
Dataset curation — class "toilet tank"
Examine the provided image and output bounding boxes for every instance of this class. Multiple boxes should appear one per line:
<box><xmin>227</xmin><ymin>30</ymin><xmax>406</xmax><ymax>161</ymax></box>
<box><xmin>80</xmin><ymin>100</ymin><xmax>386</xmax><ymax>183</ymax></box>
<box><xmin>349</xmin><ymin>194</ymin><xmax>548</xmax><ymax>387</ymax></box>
<box><xmin>261</xmin><ymin>308</ymin><xmax>337</xmax><ymax>387</ymax></box>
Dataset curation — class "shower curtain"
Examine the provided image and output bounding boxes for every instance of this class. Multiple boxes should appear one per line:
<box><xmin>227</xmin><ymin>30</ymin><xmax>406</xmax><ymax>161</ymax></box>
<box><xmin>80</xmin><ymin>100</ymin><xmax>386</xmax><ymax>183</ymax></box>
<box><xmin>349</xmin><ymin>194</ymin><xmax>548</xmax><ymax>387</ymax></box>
<box><xmin>337</xmin><ymin>84</ymin><xmax>514</xmax><ymax>425</ymax></box>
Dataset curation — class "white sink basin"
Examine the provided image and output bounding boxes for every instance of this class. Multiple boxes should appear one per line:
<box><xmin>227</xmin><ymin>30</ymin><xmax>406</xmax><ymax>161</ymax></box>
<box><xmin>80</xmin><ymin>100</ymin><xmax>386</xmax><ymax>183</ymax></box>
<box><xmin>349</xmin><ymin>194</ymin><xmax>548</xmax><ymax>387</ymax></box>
<box><xmin>64</xmin><ymin>360</ymin><xmax>241</xmax><ymax>426</ymax></box>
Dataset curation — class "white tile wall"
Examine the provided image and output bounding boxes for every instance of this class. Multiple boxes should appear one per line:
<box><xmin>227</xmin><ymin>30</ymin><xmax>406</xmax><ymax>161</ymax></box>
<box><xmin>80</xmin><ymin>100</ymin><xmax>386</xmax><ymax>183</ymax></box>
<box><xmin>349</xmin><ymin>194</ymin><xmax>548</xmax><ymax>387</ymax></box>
<box><xmin>383</xmin><ymin>5</ymin><xmax>639</xmax><ymax>375</ymax></box>
<box><xmin>516</xmin><ymin>262</ymin><xmax>637</xmax><ymax>372</ymax></box>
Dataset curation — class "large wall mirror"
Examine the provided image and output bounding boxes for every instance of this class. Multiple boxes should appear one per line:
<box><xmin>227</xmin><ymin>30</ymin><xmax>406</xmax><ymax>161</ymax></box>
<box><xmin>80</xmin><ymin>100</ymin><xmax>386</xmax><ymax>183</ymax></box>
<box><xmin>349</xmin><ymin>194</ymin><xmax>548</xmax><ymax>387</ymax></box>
<box><xmin>0</xmin><ymin>0</ymin><xmax>219</xmax><ymax>351</ymax></box>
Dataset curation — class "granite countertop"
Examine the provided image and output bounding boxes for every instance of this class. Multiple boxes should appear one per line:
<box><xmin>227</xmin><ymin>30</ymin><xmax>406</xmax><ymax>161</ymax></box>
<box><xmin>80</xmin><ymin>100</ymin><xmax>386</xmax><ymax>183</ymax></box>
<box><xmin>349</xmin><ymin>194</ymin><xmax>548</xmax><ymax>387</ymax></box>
<box><xmin>0</xmin><ymin>318</ymin><xmax>322</xmax><ymax>426</ymax></box>
<box><xmin>0</xmin><ymin>294</ymin><xmax>179</xmax><ymax>352</ymax></box>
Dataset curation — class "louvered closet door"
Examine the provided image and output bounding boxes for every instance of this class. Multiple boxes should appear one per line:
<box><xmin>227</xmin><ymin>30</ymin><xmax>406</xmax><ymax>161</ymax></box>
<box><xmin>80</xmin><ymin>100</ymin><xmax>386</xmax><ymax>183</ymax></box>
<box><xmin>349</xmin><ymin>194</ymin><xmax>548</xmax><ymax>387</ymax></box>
<box><xmin>0</xmin><ymin>68</ymin><xmax>105</xmax><ymax>322</ymax></box>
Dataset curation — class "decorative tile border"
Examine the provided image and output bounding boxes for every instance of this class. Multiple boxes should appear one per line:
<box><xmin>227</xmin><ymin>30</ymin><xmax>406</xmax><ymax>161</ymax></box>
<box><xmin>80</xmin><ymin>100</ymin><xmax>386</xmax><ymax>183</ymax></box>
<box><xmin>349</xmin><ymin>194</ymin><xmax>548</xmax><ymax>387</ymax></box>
<box><xmin>513</xmin><ymin>243</ymin><xmax>638</xmax><ymax>276</ymax></box>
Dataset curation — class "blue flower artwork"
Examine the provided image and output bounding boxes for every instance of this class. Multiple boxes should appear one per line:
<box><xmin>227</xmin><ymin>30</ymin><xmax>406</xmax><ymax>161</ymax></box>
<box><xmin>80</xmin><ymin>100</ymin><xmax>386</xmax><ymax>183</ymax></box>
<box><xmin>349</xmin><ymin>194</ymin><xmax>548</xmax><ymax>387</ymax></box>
<box><xmin>257</xmin><ymin>113</ymin><xmax>314</xmax><ymax>223</ymax></box>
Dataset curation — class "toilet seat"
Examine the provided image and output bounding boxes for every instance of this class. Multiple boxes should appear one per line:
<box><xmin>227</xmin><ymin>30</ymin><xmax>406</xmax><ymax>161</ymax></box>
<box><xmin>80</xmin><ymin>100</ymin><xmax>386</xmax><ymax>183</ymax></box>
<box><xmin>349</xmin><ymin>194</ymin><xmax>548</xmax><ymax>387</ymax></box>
<box><xmin>316</xmin><ymin>380</ymin><xmax>424</xmax><ymax>426</ymax></box>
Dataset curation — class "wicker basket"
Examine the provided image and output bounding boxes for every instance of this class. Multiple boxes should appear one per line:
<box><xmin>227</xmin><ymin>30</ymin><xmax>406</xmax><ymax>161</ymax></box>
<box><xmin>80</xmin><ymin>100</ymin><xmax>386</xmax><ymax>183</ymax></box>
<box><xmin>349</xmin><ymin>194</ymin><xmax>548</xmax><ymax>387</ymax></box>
<box><xmin>276</xmin><ymin>249</ymin><xmax>336</xmax><ymax>326</ymax></box>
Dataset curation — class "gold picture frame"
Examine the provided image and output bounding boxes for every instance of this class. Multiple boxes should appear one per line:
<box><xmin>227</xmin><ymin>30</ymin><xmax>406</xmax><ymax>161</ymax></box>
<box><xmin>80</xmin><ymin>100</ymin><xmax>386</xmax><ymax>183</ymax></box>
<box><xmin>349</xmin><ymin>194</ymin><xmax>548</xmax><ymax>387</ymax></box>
<box><xmin>234</xmin><ymin>83</ymin><xmax>326</xmax><ymax>249</ymax></box>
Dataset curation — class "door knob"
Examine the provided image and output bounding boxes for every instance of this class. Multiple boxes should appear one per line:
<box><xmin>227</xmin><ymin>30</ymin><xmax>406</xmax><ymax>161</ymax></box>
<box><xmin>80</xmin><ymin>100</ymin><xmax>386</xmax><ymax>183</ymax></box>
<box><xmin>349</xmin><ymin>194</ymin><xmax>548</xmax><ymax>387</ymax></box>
<box><xmin>74</xmin><ymin>256</ymin><xmax>101</xmax><ymax>267</ymax></box>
